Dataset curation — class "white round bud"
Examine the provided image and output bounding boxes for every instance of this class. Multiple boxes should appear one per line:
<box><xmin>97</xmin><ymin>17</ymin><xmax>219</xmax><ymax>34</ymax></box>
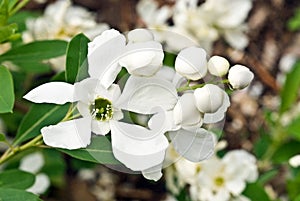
<box><xmin>175</xmin><ymin>47</ymin><xmax>208</xmax><ymax>81</ymax></box>
<box><xmin>228</xmin><ymin>65</ymin><xmax>254</xmax><ymax>89</ymax></box>
<box><xmin>208</xmin><ymin>56</ymin><xmax>230</xmax><ymax>76</ymax></box>
<box><xmin>194</xmin><ymin>84</ymin><xmax>224</xmax><ymax>113</ymax></box>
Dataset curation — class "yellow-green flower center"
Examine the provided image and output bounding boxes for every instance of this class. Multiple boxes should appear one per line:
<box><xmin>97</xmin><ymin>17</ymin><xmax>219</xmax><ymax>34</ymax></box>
<box><xmin>90</xmin><ymin>97</ymin><xmax>113</xmax><ymax>121</ymax></box>
<box><xmin>214</xmin><ymin>176</ymin><xmax>224</xmax><ymax>187</ymax></box>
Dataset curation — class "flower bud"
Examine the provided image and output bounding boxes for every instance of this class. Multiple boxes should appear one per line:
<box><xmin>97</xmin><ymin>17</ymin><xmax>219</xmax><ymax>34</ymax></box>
<box><xmin>228</xmin><ymin>65</ymin><xmax>254</xmax><ymax>89</ymax></box>
<box><xmin>175</xmin><ymin>47</ymin><xmax>207</xmax><ymax>80</ymax></box>
<box><xmin>208</xmin><ymin>56</ymin><xmax>230</xmax><ymax>76</ymax></box>
<box><xmin>194</xmin><ymin>84</ymin><xmax>224</xmax><ymax>113</ymax></box>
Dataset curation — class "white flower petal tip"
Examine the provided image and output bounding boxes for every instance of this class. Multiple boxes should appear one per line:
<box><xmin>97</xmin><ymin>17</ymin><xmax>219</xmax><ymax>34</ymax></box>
<box><xmin>194</xmin><ymin>84</ymin><xmax>224</xmax><ymax>113</ymax></box>
<box><xmin>208</xmin><ymin>56</ymin><xmax>230</xmax><ymax>76</ymax></box>
<box><xmin>173</xmin><ymin>93</ymin><xmax>203</xmax><ymax>129</ymax></box>
<box><xmin>228</xmin><ymin>65</ymin><xmax>254</xmax><ymax>89</ymax></box>
<box><xmin>27</xmin><ymin>173</ymin><xmax>50</xmax><ymax>195</ymax></box>
<box><xmin>41</xmin><ymin>118</ymin><xmax>92</xmax><ymax>150</ymax></box>
<box><xmin>20</xmin><ymin>152</ymin><xmax>44</xmax><ymax>174</ymax></box>
<box><xmin>142</xmin><ymin>165</ymin><xmax>163</xmax><ymax>181</ymax></box>
<box><xmin>127</xmin><ymin>29</ymin><xmax>154</xmax><ymax>43</ymax></box>
<box><xmin>169</xmin><ymin>128</ymin><xmax>215</xmax><ymax>162</ymax></box>
<box><xmin>175</xmin><ymin>47</ymin><xmax>208</xmax><ymax>80</ymax></box>
<box><xmin>23</xmin><ymin>82</ymin><xmax>75</xmax><ymax>104</ymax></box>
<box><xmin>119</xmin><ymin>41</ymin><xmax>164</xmax><ymax>77</ymax></box>
<box><xmin>289</xmin><ymin>155</ymin><xmax>300</xmax><ymax>168</ymax></box>
<box><xmin>110</xmin><ymin>118</ymin><xmax>169</xmax><ymax>171</ymax></box>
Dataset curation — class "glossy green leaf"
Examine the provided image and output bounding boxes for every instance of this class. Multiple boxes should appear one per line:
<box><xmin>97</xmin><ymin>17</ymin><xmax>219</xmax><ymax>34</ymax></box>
<box><xmin>0</xmin><ymin>169</ymin><xmax>35</xmax><ymax>189</ymax></box>
<box><xmin>65</xmin><ymin>33</ymin><xmax>90</xmax><ymax>83</ymax></box>
<box><xmin>0</xmin><ymin>66</ymin><xmax>14</xmax><ymax>113</ymax></box>
<box><xmin>163</xmin><ymin>51</ymin><xmax>176</xmax><ymax>67</ymax></box>
<box><xmin>287</xmin><ymin>173</ymin><xmax>300</xmax><ymax>200</ymax></box>
<box><xmin>280</xmin><ymin>61</ymin><xmax>300</xmax><ymax>114</ymax></box>
<box><xmin>60</xmin><ymin>136</ymin><xmax>120</xmax><ymax>164</ymax></box>
<box><xmin>0</xmin><ymin>23</ymin><xmax>17</xmax><ymax>43</ymax></box>
<box><xmin>243</xmin><ymin>183</ymin><xmax>271</xmax><ymax>201</ymax></box>
<box><xmin>12</xmin><ymin>60</ymin><xmax>51</xmax><ymax>73</ymax></box>
<box><xmin>13</xmin><ymin>103</ymin><xmax>70</xmax><ymax>145</ymax></box>
<box><xmin>0</xmin><ymin>40</ymin><xmax>67</xmax><ymax>63</ymax></box>
<box><xmin>0</xmin><ymin>187</ymin><xmax>41</xmax><ymax>201</ymax></box>
<box><xmin>0</xmin><ymin>0</ymin><xmax>8</xmax><ymax>26</ymax></box>
<box><xmin>272</xmin><ymin>141</ymin><xmax>300</xmax><ymax>163</ymax></box>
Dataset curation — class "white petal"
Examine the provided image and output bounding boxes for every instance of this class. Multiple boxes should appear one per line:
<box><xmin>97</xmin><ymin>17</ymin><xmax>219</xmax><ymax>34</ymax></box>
<box><xmin>173</xmin><ymin>93</ymin><xmax>203</xmax><ymax>127</ymax></box>
<box><xmin>20</xmin><ymin>152</ymin><xmax>44</xmax><ymax>174</ymax></box>
<box><xmin>142</xmin><ymin>164</ymin><xmax>163</xmax><ymax>181</ymax></box>
<box><xmin>175</xmin><ymin>47</ymin><xmax>207</xmax><ymax>80</ymax></box>
<box><xmin>27</xmin><ymin>173</ymin><xmax>50</xmax><ymax>195</ymax></box>
<box><xmin>203</xmin><ymin>91</ymin><xmax>230</xmax><ymax>123</ymax></box>
<box><xmin>88</xmin><ymin>30</ymin><xmax>126</xmax><ymax>88</ymax></box>
<box><xmin>127</xmin><ymin>28</ymin><xmax>154</xmax><ymax>43</ymax></box>
<box><xmin>169</xmin><ymin>128</ymin><xmax>214</xmax><ymax>162</ymax></box>
<box><xmin>208</xmin><ymin>56</ymin><xmax>230</xmax><ymax>76</ymax></box>
<box><xmin>224</xmin><ymin>28</ymin><xmax>249</xmax><ymax>50</ymax></box>
<box><xmin>115</xmin><ymin>76</ymin><xmax>178</xmax><ymax>114</ymax></box>
<box><xmin>108</xmin><ymin>84</ymin><xmax>121</xmax><ymax>102</ymax></box>
<box><xmin>77</xmin><ymin>101</ymin><xmax>90</xmax><ymax>117</ymax></box>
<box><xmin>289</xmin><ymin>154</ymin><xmax>300</xmax><ymax>168</ymax></box>
<box><xmin>226</xmin><ymin>180</ymin><xmax>246</xmax><ymax>196</ymax></box>
<box><xmin>119</xmin><ymin>41</ymin><xmax>164</xmax><ymax>77</ymax></box>
<box><xmin>228</xmin><ymin>65</ymin><xmax>254</xmax><ymax>89</ymax></box>
<box><xmin>194</xmin><ymin>84</ymin><xmax>224</xmax><ymax>113</ymax></box>
<box><xmin>41</xmin><ymin>118</ymin><xmax>92</xmax><ymax>149</ymax></box>
<box><xmin>110</xmin><ymin>120</ymin><xmax>169</xmax><ymax>171</ymax></box>
<box><xmin>91</xmin><ymin>120</ymin><xmax>111</xmax><ymax>135</ymax></box>
<box><xmin>23</xmin><ymin>82</ymin><xmax>75</xmax><ymax>104</ymax></box>
<box><xmin>216</xmin><ymin>0</ymin><xmax>252</xmax><ymax>28</ymax></box>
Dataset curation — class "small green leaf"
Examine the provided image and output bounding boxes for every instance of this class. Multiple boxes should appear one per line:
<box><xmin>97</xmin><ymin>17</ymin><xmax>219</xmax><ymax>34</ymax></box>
<box><xmin>0</xmin><ymin>0</ymin><xmax>9</xmax><ymax>26</ymax></box>
<box><xmin>257</xmin><ymin>169</ymin><xmax>278</xmax><ymax>185</ymax></box>
<box><xmin>13</xmin><ymin>103</ymin><xmax>70</xmax><ymax>145</ymax></box>
<box><xmin>0</xmin><ymin>65</ymin><xmax>14</xmax><ymax>113</ymax></box>
<box><xmin>163</xmin><ymin>51</ymin><xmax>176</xmax><ymax>67</ymax></box>
<box><xmin>0</xmin><ymin>40</ymin><xmax>67</xmax><ymax>63</ymax></box>
<box><xmin>243</xmin><ymin>183</ymin><xmax>271</xmax><ymax>201</ymax></box>
<box><xmin>0</xmin><ymin>187</ymin><xmax>41</xmax><ymax>201</ymax></box>
<box><xmin>65</xmin><ymin>33</ymin><xmax>90</xmax><ymax>83</ymax></box>
<box><xmin>0</xmin><ymin>23</ymin><xmax>17</xmax><ymax>43</ymax></box>
<box><xmin>288</xmin><ymin>9</ymin><xmax>300</xmax><ymax>31</ymax></box>
<box><xmin>0</xmin><ymin>169</ymin><xmax>35</xmax><ymax>189</ymax></box>
<box><xmin>272</xmin><ymin>141</ymin><xmax>300</xmax><ymax>163</ymax></box>
<box><xmin>60</xmin><ymin>136</ymin><xmax>120</xmax><ymax>164</ymax></box>
<box><xmin>280</xmin><ymin>61</ymin><xmax>300</xmax><ymax>114</ymax></box>
<box><xmin>287</xmin><ymin>173</ymin><xmax>300</xmax><ymax>200</ymax></box>
<box><xmin>0</xmin><ymin>133</ymin><xmax>6</xmax><ymax>141</ymax></box>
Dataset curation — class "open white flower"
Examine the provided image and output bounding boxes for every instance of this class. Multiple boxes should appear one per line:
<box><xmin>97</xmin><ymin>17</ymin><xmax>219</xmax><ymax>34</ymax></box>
<box><xmin>88</xmin><ymin>29</ymin><xmax>164</xmax><ymax>88</ymax></box>
<box><xmin>228</xmin><ymin>65</ymin><xmax>254</xmax><ymax>89</ymax></box>
<box><xmin>19</xmin><ymin>152</ymin><xmax>50</xmax><ymax>195</ymax></box>
<box><xmin>175</xmin><ymin>47</ymin><xmax>208</xmax><ymax>80</ymax></box>
<box><xmin>24</xmin><ymin>76</ymin><xmax>178</xmax><ymax>180</ymax></box>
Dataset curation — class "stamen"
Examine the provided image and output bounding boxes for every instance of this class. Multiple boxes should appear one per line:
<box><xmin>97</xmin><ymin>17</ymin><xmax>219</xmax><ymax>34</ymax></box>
<box><xmin>90</xmin><ymin>97</ymin><xmax>113</xmax><ymax>121</ymax></box>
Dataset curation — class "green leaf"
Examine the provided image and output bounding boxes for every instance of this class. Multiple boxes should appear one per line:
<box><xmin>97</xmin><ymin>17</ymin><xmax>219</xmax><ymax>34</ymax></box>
<box><xmin>0</xmin><ymin>169</ymin><xmax>35</xmax><ymax>190</ymax></box>
<box><xmin>287</xmin><ymin>173</ymin><xmax>300</xmax><ymax>200</ymax></box>
<box><xmin>65</xmin><ymin>33</ymin><xmax>90</xmax><ymax>83</ymax></box>
<box><xmin>243</xmin><ymin>183</ymin><xmax>271</xmax><ymax>201</ymax></box>
<box><xmin>12</xmin><ymin>60</ymin><xmax>51</xmax><ymax>73</ymax></box>
<box><xmin>287</xmin><ymin>116</ymin><xmax>300</xmax><ymax>141</ymax></box>
<box><xmin>13</xmin><ymin>103</ymin><xmax>70</xmax><ymax>145</ymax></box>
<box><xmin>0</xmin><ymin>133</ymin><xmax>5</xmax><ymax>141</ymax></box>
<box><xmin>0</xmin><ymin>0</ymin><xmax>8</xmax><ymax>26</ymax></box>
<box><xmin>280</xmin><ymin>61</ymin><xmax>300</xmax><ymax>114</ymax></box>
<box><xmin>257</xmin><ymin>169</ymin><xmax>278</xmax><ymax>185</ymax></box>
<box><xmin>0</xmin><ymin>23</ymin><xmax>17</xmax><ymax>43</ymax></box>
<box><xmin>163</xmin><ymin>51</ymin><xmax>176</xmax><ymax>67</ymax></box>
<box><xmin>272</xmin><ymin>141</ymin><xmax>300</xmax><ymax>163</ymax></box>
<box><xmin>288</xmin><ymin>9</ymin><xmax>300</xmax><ymax>31</ymax></box>
<box><xmin>0</xmin><ymin>187</ymin><xmax>41</xmax><ymax>201</ymax></box>
<box><xmin>60</xmin><ymin>136</ymin><xmax>120</xmax><ymax>164</ymax></box>
<box><xmin>0</xmin><ymin>66</ymin><xmax>14</xmax><ymax>113</ymax></box>
<box><xmin>0</xmin><ymin>40</ymin><xmax>67</xmax><ymax>63</ymax></box>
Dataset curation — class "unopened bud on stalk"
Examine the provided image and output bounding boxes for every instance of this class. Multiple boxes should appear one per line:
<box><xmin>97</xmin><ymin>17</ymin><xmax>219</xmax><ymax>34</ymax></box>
<box><xmin>228</xmin><ymin>65</ymin><xmax>254</xmax><ymax>89</ymax></box>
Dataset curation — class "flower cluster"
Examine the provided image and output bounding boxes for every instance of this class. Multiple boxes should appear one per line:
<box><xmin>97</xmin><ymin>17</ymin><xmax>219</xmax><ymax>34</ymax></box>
<box><xmin>137</xmin><ymin>0</ymin><xmax>253</xmax><ymax>53</ymax></box>
<box><xmin>166</xmin><ymin>149</ymin><xmax>258</xmax><ymax>201</ymax></box>
<box><xmin>22</xmin><ymin>0</ymin><xmax>109</xmax><ymax>71</ymax></box>
<box><xmin>23</xmin><ymin>28</ymin><xmax>254</xmax><ymax>181</ymax></box>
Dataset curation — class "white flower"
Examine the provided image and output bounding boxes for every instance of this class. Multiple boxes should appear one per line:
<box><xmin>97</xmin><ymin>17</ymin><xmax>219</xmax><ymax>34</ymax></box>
<box><xmin>194</xmin><ymin>84</ymin><xmax>230</xmax><ymax>123</ymax></box>
<box><xmin>19</xmin><ymin>152</ymin><xmax>50</xmax><ymax>195</ymax></box>
<box><xmin>24</xmin><ymin>76</ymin><xmax>178</xmax><ymax>180</ymax></box>
<box><xmin>289</xmin><ymin>154</ymin><xmax>300</xmax><ymax>168</ymax></box>
<box><xmin>88</xmin><ymin>29</ymin><xmax>164</xmax><ymax>87</ymax></box>
<box><xmin>208</xmin><ymin>56</ymin><xmax>230</xmax><ymax>77</ymax></box>
<box><xmin>175</xmin><ymin>47</ymin><xmax>208</xmax><ymax>80</ymax></box>
<box><xmin>228</xmin><ymin>65</ymin><xmax>254</xmax><ymax>89</ymax></box>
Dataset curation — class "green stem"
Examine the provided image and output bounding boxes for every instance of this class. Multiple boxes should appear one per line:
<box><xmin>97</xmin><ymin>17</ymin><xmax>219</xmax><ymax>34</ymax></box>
<box><xmin>0</xmin><ymin>134</ymin><xmax>43</xmax><ymax>165</ymax></box>
<box><xmin>177</xmin><ymin>79</ymin><xmax>229</xmax><ymax>92</ymax></box>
